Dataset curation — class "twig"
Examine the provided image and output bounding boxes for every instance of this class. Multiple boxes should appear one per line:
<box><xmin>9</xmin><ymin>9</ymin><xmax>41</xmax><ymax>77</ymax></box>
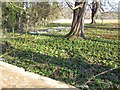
<box><xmin>56</xmin><ymin>4</ymin><xmax>66</xmax><ymax>18</ymax></box>
<box><xmin>82</xmin><ymin>66</ymin><xmax>120</xmax><ymax>89</ymax></box>
<box><xmin>65</xmin><ymin>0</ymin><xmax>87</xmax><ymax>10</ymax></box>
<box><xmin>107</xmin><ymin>0</ymin><xmax>117</xmax><ymax>10</ymax></box>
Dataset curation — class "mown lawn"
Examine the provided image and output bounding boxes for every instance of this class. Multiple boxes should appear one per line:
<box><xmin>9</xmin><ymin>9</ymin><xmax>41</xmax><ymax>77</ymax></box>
<box><xmin>2</xmin><ymin>23</ymin><xmax>120</xmax><ymax>89</ymax></box>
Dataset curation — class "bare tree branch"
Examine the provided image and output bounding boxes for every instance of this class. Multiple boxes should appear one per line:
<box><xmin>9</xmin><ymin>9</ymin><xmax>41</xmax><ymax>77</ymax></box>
<box><xmin>56</xmin><ymin>4</ymin><xmax>66</xmax><ymax>18</ymax></box>
<box><xmin>64</xmin><ymin>0</ymin><xmax>74</xmax><ymax>10</ymax></box>
<box><xmin>108</xmin><ymin>0</ymin><xmax>117</xmax><ymax>10</ymax></box>
<box><xmin>82</xmin><ymin>66</ymin><xmax>120</xmax><ymax>89</ymax></box>
<box><xmin>65</xmin><ymin>0</ymin><xmax>87</xmax><ymax>10</ymax></box>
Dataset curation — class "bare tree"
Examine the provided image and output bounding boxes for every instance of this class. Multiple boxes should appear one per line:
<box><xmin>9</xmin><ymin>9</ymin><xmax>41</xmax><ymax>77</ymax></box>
<box><xmin>65</xmin><ymin>0</ymin><xmax>87</xmax><ymax>39</ymax></box>
<box><xmin>89</xmin><ymin>0</ymin><xmax>100</xmax><ymax>24</ymax></box>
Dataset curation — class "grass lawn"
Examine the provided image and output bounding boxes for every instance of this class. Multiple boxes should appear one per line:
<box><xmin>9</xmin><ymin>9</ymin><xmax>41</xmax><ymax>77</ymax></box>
<box><xmin>2</xmin><ymin>23</ymin><xmax>120</xmax><ymax>89</ymax></box>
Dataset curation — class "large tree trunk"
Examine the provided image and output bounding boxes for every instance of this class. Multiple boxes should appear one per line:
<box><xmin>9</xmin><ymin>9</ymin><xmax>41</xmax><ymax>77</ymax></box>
<box><xmin>90</xmin><ymin>0</ymin><xmax>100</xmax><ymax>24</ymax></box>
<box><xmin>66</xmin><ymin>0</ymin><xmax>87</xmax><ymax>39</ymax></box>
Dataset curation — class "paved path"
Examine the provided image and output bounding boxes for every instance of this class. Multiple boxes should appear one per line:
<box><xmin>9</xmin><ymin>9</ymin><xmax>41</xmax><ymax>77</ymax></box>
<box><xmin>0</xmin><ymin>61</ymin><xmax>78</xmax><ymax>89</ymax></box>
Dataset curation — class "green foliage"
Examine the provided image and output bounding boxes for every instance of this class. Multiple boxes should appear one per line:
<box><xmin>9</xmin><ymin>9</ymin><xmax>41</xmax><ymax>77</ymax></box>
<box><xmin>8</xmin><ymin>3</ymin><xmax>17</xmax><ymax>35</ymax></box>
<box><xmin>26</xmin><ymin>2</ymin><xmax>62</xmax><ymax>28</ymax></box>
<box><xmin>2</xmin><ymin>2</ymin><xmax>24</xmax><ymax>33</ymax></box>
<box><xmin>2</xmin><ymin>23</ymin><xmax>119</xmax><ymax>89</ymax></box>
<box><xmin>2</xmin><ymin>2</ymin><xmax>62</xmax><ymax>33</ymax></box>
<box><xmin>28</xmin><ymin>2</ymin><xmax>50</xmax><ymax>26</ymax></box>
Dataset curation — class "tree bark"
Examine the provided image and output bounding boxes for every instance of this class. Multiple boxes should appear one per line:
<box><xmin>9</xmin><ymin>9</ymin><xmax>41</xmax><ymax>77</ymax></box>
<box><xmin>66</xmin><ymin>0</ymin><xmax>87</xmax><ymax>39</ymax></box>
<box><xmin>90</xmin><ymin>0</ymin><xmax>100</xmax><ymax>24</ymax></box>
<box><xmin>91</xmin><ymin>10</ymin><xmax>96</xmax><ymax>24</ymax></box>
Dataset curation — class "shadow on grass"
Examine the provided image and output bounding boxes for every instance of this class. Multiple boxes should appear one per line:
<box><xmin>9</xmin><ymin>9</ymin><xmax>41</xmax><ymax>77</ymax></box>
<box><xmin>40</xmin><ymin>34</ymin><xmax>65</xmax><ymax>38</ymax></box>
<box><xmin>85</xmin><ymin>24</ymin><xmax>119</xmax><ymax>31</ymax></box>
<box><xmin>2</xmin><ymin>41</ymin><xmax>119</xmax><ymax>89</ymax></box>
<box><xmin>46</xmin><ymin>23</ymin><xmax>71</xmax><ymax>27</ymax></box>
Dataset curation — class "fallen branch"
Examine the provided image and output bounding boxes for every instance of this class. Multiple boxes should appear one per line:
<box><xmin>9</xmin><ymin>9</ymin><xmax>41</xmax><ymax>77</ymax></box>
<box><xmin>82</xmin><ymin>66</ymin><xmax>120</xmax><ymax>89</ymax></box>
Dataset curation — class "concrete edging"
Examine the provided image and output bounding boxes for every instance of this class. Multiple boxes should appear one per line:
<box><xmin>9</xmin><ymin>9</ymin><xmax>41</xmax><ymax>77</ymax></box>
<box><xmin>0</xmin><ymin>61</ymin><xmax>79</xmax><ymax>89</ymax></box>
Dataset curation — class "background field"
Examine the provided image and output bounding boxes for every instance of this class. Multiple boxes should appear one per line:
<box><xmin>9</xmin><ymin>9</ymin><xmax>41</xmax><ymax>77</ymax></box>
<box><xmin>53</xmin><ymin>19</ymin><xmax>118</xmax><ymax>24</ymax></box>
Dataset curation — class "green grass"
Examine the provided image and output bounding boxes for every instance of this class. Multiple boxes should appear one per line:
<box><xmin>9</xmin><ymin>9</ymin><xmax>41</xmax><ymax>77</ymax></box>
<box><xmin>45</xmin><ymin>23</ymin><xmax>118</xmax><ymax>40</ymax></box>
<box><xmin>2</xmin><ymin>23</ymin><xmax>120</xmax><ymax>89</ymax></box>
<box><xmin>46</xmin><ymin>23</ymin><xmax>71</xmax><ymax>27</ymax></box>
<box><xmin>84</xmin><ymin>23</ymin><xmax>118</xmax><ymax>39</ymax></box>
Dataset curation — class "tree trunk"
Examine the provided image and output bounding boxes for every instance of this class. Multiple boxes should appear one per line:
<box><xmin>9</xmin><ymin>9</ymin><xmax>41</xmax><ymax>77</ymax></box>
<box><xmin>90</xmin><ymin>0</ymin><xmax>100</xmax><ymax>24</ymax></box>
<box><xmin>91</xmin><ymin>11</ymin><xmax>96</xmax><ymax>24</ymax></box>
<box><xmin>66</xmin><ymin>0</ymin><xmax>87</xmax><ymax>39</ymax></box>
<box><xmin>12</xmin><ymin>26</ymin><xmax>14</xmax><ymax>38</ymax></box>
